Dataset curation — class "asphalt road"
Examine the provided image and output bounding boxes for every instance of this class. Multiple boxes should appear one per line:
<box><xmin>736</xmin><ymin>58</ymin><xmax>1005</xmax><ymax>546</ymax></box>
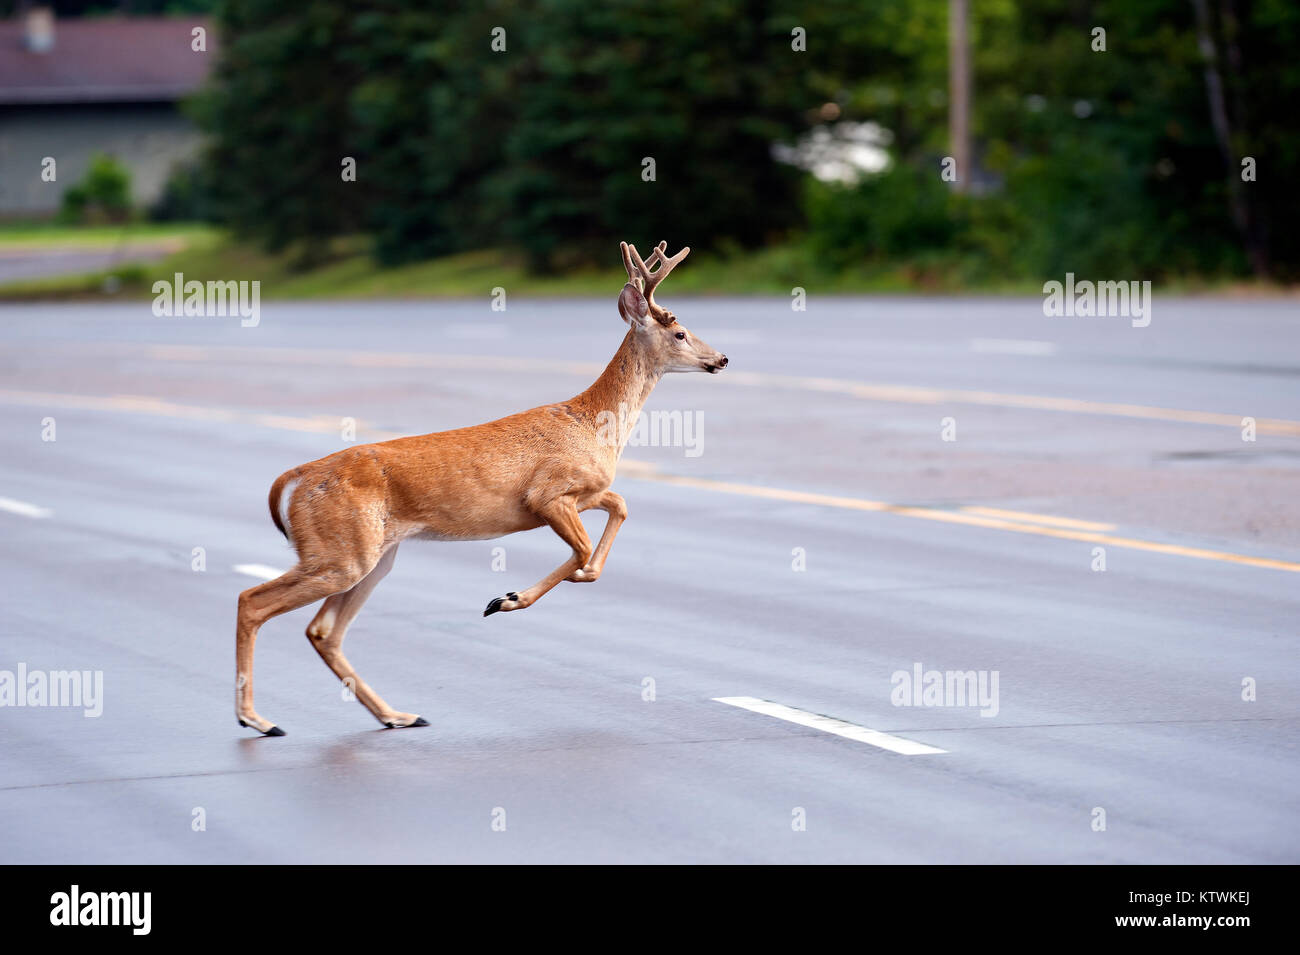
<box><xmin>0</xmin><ymin>242</ymin><xmax>179</xmax><ymax>283</ymax></box>
<box><xmin>0</xmin><ymin>295</ymin><xmax>1297</xmax><ymax>863</ymax></box>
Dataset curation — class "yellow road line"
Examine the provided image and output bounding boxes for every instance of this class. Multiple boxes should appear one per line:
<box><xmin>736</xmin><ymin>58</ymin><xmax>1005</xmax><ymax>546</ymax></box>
<box><xmin>959</xmin><ymin>506</ymin><xmax>1115</xmax><ymax>531</ymax></box>
<box><xmin>24</xmin><ymin>342</ymin><xmax>1300</xmax><ymax>436</ymax></box>
<box><xmin>0</xmin><ymin>390</ymin><xmax>356</xmax><ymax>436</ymax></box>
<box><xmin>724</xmin><ymin>371</ymin><xmax>1300</xmax><ymax>436</ymax></box>
<box><xmin>3</xmin><ymin>387</ymin><xmax>1297</xmax><ymax>574</ymax></box>
<box><xmin>140</xmin><ymin>343</ymin><xmax>605</xmax><ymax>378</ymax></box>
<box><xmin>639</xmin><ymin>471</ymin><xmax>1300</xmax><ymax>573</ymax></box>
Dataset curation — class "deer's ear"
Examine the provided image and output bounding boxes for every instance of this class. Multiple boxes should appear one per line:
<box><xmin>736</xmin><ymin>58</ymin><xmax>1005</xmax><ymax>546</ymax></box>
<box><xmin>618</xmin><ymin>283</ymin><xmax>649</xmax><ymax>326</ymax></box>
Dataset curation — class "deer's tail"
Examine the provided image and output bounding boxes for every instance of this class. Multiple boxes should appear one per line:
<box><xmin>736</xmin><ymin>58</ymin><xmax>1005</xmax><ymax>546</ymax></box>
<box><xmin>267</xmin><ymin>469</ymin><xmax>301</xmax><ymax>543</ymax></box>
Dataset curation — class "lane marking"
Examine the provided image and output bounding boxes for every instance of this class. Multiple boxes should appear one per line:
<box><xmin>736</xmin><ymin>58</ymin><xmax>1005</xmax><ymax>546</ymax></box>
<box><xmin>18</xmin><ymin>341</ymin><xmax>1300</xmax><ymax>436</ymax></box>
<box><xmin>969</xmin><ymin>338</ymin><xmax>1058</xmax><ymax>356</ymax></box>
<box><xmin>138</xmin><ymin>343</ymin><xmax>603</xmax><ymax>378</ymax></box>
<box><xmin>959</xmin><ymin>506</ymin><xmax>1114</xmax><ymax>531</ymax></box>
<box><xmin>0</xmin><ymin>496</ymin><xmax>51</xmax><ymax>519</ymax></box>
<box><xmin>713</xmin><ymin>696</ymin><xmax>947</xmax><ymax>755</ymax></box>
<box><xmin>2</xmin><ymin>388</ymin><xmax>1297</xmax><ymax>574</ymax></box>
<box><xmin>727</xmin><ymin>373</ymin><xmax>1300</xmax><ymax>436</ymax></box>
<box><xmin>233</xmin><ymin>563</ymin><xmax>285</xmax><ymax>581</ymax></box>
<box><xmin>0</xmin><ymin>389</ymin><xmax>376</xmax><ymax>438</ymax></box>
<box><xmin>648</xmin><ymin>472</ymin><xmax>1300</xmax><ymax>573</ymax></box>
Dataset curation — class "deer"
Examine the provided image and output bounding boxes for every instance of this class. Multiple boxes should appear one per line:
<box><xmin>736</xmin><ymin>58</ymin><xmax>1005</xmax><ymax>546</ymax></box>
<box><xmin>235</xmin><ymin>241</ymin><xmax>728</xmax><ymax>735</ymax></box>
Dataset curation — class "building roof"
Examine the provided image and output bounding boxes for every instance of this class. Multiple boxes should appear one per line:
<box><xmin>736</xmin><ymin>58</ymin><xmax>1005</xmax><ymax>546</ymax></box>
<box><xmin>0</xmin><ymin>16</ymin><xmax>217</xmax><ymax>106</ymax></box>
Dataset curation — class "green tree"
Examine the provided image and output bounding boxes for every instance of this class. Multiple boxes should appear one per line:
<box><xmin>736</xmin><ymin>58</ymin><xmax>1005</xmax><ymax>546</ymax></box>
<box><xmin>197</xmin><ymin>0</ymin><xmax>862</xmax><ymax>269</ymax></box>
<box><xmin>192</xmin><ymin>1</ymin><xmax>368</xmax><ymax>265</ymax></box>
<box><xmin>60</xmin><ymin>153</ymin><xmax>132</xmax><ymax>224</ymax></box>
<box><xmin>483</xmin><ymin>1</ymin><xmax>810</xmax><ymax>268</ymax></box>
<box><xmin>193</xmin><ymin>0</ymin><xmax>1299</xmax><ymax>279</ymax></box>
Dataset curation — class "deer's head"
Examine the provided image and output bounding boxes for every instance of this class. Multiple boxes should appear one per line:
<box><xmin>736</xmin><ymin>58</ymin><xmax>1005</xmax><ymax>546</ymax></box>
<box><xmin>618</xmin><ymin>241</ymin><xmax>728</xmax><ymax>375</ymax></box>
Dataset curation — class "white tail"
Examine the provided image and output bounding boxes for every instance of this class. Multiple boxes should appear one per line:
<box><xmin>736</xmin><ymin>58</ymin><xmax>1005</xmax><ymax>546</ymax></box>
<box><xmin>235</xmin><ymin>241</ymin><xmax>728</xmax><ymax>735</ymax></box>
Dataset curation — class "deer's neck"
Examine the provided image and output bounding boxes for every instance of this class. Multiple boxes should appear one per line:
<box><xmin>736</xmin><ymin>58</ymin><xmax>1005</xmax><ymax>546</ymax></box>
<box><xmin>572</xmin><ymin>330</ymin><xmax>661</xmax><ymax>449</ymax></box>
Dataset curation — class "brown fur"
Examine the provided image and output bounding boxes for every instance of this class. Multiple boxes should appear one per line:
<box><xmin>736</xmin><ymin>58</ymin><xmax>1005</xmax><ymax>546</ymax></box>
<box><xmin>234</xmin><ymin>241</ymin><xmax>727</xmax><ymax>735</ymax></box>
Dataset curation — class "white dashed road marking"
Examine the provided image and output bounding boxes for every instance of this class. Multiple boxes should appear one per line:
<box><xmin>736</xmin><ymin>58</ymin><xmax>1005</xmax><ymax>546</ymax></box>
<box><xmin>0</xmin><ymin>496</ymin><xmax>52</xmax><ymax>519</ymax></box>
<box><xmin>714</xmin><ymin>696</ymin><xmax>947</xmax><ymax>755</ymax></box>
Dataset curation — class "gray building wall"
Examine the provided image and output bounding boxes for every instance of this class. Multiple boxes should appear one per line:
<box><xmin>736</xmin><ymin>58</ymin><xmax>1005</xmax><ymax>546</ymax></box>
<box><xmin>0</xmin><ymin>103</ymin><xmax>202</xmax><ymax>217</ymax></box>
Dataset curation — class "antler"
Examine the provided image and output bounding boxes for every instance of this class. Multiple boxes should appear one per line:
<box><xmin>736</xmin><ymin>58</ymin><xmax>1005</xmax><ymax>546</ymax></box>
<box><xmin>620</xmin><ymin>240</ymin><xmax>690</xmax><ymax>323</ymax></box>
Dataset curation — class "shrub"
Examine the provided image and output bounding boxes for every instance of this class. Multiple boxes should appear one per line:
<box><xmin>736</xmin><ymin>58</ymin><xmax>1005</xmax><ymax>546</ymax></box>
<box><xmin>805</xmin><ymin>164</ymin><xmax>963</xmax><ymax>270</ymax></box>
<box><xmin>60</xmin><ymin>153</ymin><xmax>132</xmax><ymax>224</ymax></box>
<box><xmin>150</xmin><ymin>161</ymin><xmax>221</xmax><ymax>223</ymax></box>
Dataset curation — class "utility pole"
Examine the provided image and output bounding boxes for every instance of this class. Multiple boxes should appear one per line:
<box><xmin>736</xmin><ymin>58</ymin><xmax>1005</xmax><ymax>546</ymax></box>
<box><xmin>949</xmin><ymin>0</ymin><xmax>972</xmax><ymax>193</ymax></box>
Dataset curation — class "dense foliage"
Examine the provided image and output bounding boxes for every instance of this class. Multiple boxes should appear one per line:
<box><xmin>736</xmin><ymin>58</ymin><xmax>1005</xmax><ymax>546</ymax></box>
<box><xmin>188</xmin><ymin>0</ymin><xmax>1299</xmax><ymax>280</ymax></box>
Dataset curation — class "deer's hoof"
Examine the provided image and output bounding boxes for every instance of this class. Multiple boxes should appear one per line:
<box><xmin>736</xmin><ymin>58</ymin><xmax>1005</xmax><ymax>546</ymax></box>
<box><xmin>239</xmin><ymin>718</ymin><xmax>285</xmax><ymax>737</ymax></box>
<box><xmin>483</xmin><ymin>592</ymin><xmax>520</xmax><ymax>616</ymax></box>
<box><xmin>384</xmin><ymin>716</ymin><xmax>429</xmax><ymax>728</ymax></box>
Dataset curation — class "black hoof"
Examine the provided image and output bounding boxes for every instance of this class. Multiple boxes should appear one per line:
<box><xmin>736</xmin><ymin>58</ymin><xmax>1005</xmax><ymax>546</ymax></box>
<box><xmin>384</xmin><ymin>717</ymin><xmax>429</xmax><ymax>729</ymax></box>
<box><xmin>484</xmin><ymin>592</ymin><xmax>518</xmax><ymax>617</ymax></box>
<box><xmin>264</xmin><ymin>725</ymin><xmax>286</xmax><ymax>737</ymax></box>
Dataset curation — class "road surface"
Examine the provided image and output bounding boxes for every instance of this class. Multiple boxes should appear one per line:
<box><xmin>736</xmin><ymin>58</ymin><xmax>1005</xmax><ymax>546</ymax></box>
<box><xmin>0</xmin><ymin>296</ymin><xmax>1296</xmax><ymax>863</ymax></box>
<box><xmin>0</xmin><ymin>241</ymin><xmax>180</xmax><ymax>284</ymax></box>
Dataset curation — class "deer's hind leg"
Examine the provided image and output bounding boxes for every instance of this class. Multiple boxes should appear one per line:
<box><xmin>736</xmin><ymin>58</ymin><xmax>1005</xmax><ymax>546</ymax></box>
<box><xmin>304</xmin><ymin>544</ymin><xmax>426</xmax><ymax>728</ymax></box>
<box><xmin>236</xmin><ymin>500</ymin><xmax>392</xmax><ymax>736</ymax></box>
<box><xmin>236</xmin><ymin>561</ymin><xmax>369</xmax><ymax>736</ymax></box>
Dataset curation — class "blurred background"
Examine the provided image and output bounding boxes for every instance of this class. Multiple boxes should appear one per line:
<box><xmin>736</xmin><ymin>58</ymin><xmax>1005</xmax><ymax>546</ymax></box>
<box><xmin>0</xmin><ymin>0</ymin><xmax>1297</xmax><ymax>296</ymax></box>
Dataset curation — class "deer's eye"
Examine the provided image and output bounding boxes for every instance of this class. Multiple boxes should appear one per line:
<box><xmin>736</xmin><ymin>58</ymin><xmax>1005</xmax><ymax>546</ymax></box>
<box><xmin>674</xmin><ymin>331</ymin><xmax>687</xmax><ymax>341</ymax></box>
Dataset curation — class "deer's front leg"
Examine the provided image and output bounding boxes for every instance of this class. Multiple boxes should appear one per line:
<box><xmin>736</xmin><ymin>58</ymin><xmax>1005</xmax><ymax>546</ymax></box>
<box><xmin>567</xmin><ymin>490</ymin><xmax>626</xmax><ymax>582</ymax></box>
<box><xmin>484</xmin><ymin>499</ymin><xmax>592</xmax><ymax>616</ymax></box>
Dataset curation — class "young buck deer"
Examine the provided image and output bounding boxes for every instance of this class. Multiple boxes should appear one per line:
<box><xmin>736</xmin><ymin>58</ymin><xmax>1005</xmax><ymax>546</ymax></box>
<box><xmin>236</xmin><ymin>241</ymin><xmax>727</xmax><ymax>735</ymax></box>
